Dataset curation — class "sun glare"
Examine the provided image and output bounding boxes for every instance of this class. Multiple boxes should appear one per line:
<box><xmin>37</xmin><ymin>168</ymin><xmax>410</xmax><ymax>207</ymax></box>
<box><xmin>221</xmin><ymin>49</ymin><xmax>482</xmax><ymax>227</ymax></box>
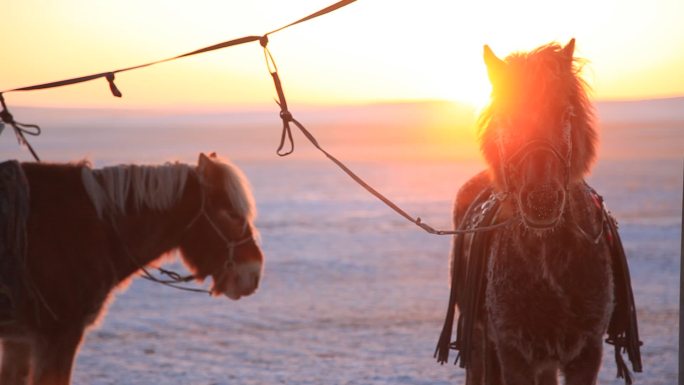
<box><xmin>438</xmin><ymin>72</ymin><xmax>492</xmax><ymax>110</ymax></box>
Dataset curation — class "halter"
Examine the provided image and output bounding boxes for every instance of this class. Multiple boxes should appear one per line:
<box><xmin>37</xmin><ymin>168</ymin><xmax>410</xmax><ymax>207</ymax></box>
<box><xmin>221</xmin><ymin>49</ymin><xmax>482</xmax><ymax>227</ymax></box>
<box><xmin>183</xmin><ymin>182</ymin><xmax>256</xmax><ymax>271</ymax></box>
<box><xmin>492</xmin><ymin>106</ymin><xmax>575</xmax><ymax>229</ymax></box>
<box><xmin>494</xmin><ymin>105</ymin><xmax>574</xmax><ymax>197</ymax></box>
<box><xmin>128</xmin><ymin>174</ymin><xmax>256</xmax><ymax>294</ymax></box>
<box><xmin>490</xmin><ymin>106</ymin><xmax>606</xmax><ymax>242</ymax></box>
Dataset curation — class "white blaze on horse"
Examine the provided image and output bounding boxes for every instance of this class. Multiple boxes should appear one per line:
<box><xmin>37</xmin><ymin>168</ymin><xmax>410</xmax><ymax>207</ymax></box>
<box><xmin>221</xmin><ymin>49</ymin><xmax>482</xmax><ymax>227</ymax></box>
<box><xmin>435</xmin><ymin>40</ymin><xmax>641</xmax><ymax>385</ymax></box>
<box><xmin>0</xmin><ymin>153</ymin><xmax>264</xmax><ymax>385</ymax></box>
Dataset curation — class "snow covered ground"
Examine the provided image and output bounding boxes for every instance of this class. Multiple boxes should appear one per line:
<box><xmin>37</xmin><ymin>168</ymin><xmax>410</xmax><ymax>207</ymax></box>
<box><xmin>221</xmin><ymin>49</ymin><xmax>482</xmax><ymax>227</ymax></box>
<box><xmin>1</xmin><ymin>101</ymin><xmax>681</xmax><ymax>384</ymax></box>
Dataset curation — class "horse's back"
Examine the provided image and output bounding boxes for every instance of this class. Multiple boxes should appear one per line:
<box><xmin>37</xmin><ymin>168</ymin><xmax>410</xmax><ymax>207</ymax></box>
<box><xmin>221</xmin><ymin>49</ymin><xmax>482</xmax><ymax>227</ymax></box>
<box><xmin>19</xmin><ymin>162</ymin><xmax>115</xmax><ymax>330</ymax></box>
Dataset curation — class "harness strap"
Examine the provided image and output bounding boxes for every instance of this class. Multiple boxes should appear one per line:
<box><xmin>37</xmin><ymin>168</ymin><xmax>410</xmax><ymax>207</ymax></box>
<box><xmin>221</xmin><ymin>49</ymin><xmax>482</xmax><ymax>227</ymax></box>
<box><xmin>435</xmin><ymin>187</ymin><xmax>501</xmax><ymax>365</ymax></box>
<box><xmin>603</xmin><ymin>194</ymin><xmax>643</xmax><ymax>383</ymax></box>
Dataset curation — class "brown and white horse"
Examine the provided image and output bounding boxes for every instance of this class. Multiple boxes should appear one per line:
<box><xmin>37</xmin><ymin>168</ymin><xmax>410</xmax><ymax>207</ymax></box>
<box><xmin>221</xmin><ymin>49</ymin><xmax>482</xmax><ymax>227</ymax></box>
<box><xmin>449</xmin><ymin>40</ymin><xmax>615</xmax><ymax>384</ymax></box>
<box><xmin>0</xmin><ymin>152</ymin><xmax>264</xmax><ymax>385</ymax></box>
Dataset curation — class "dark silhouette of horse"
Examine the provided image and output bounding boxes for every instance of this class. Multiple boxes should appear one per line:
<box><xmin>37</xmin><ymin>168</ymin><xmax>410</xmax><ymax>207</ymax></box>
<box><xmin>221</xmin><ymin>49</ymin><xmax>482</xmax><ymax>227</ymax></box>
<box><xmin>0</xmin><ymin>152</ymin><xmax>264</xmax><ymax>385</ymax></box>
<box><xmin>437</xmin><ymin>40</ymin><xmax>641</xmax><ymax>384</ymax></box>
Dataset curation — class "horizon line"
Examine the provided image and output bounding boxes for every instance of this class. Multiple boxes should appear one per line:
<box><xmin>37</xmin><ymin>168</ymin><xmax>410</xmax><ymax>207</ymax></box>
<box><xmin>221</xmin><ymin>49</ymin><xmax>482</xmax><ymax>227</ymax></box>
<box><xmin>9</xmin><ymin>94</ymin><xmax>684</xmax><ymax>113</ymax></box>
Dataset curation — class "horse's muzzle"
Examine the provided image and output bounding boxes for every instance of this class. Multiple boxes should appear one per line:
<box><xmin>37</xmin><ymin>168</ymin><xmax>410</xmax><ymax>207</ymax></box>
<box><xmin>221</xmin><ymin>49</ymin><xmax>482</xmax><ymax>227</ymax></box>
<box><xmin>518</xmin><ymin>185</ymin><xmax>566</xmax><ymax>229</ymax></box>
<box><xmin>213</xmin><ymin>260</ymin><xmax>262</xmax><ymax>300</ymax></box>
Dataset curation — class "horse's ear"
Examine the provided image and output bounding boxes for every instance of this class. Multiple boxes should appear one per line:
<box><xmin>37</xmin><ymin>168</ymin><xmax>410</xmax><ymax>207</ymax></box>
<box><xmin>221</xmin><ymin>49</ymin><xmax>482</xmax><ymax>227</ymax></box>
<box><xmin>484</xmin><ymin>45</ymin><xmax>505</xmax><ymax>85</ymax></box>
<box><xmin>197</xmin><ymin>152</ymin><xmax>219</xmax><ymax>183</ymax></box>
<box><xmin>562</xmin><ymin>38</ymin><xmax>576</xmax><ymax>61</ymax></box>
<box><xmin>209</xmin><ymin>152</ymin><xmax>217</xmax><ymax>158</ymax></box>
<box><xmin>198</xmin><ymin>152</ymin><xmax>212</xmax><ymax>172</ymax></box>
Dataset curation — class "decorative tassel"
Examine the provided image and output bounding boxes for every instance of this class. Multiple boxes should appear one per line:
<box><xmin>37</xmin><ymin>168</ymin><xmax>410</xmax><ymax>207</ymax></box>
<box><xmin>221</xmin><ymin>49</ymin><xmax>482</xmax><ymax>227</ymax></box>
<box><xmin>614</xmin><ymin>344</ymin><xmax>633</xmax><ymax>385</ymax></box>
<box><xmin>434</xmin><ymin>247</ymin><xmax>460</xmax><ymax>364</ymax></box>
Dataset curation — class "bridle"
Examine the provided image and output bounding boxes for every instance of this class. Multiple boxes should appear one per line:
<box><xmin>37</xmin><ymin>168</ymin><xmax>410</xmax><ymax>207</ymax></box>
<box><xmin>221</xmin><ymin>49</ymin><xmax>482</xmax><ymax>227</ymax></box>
<box><xmin>487</xmin><ymin>106</ymin><xmax>607</xmax><ymax>242</ymax></box>
<box><xmin>493</xmin><ymin>106</ymin><xmax>574</xmax><ymax>199</ymax></box>
<box><xmin>183</xmin><ymin>182</ymin><xmax>256</xmax><ymax>271</ymax></box>
<box><xmin>492</xmin><ymin>106</ymin><xmax>575</xmax><ymax>229</ymax></box>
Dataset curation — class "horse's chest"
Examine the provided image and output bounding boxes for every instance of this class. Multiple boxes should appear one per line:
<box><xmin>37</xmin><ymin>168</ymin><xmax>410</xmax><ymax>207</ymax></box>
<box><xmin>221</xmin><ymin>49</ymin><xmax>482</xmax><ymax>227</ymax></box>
<box><xmin>484</xmin><ymin>230</ymin><xmax>614</xmax><ymax>359</ymax></box>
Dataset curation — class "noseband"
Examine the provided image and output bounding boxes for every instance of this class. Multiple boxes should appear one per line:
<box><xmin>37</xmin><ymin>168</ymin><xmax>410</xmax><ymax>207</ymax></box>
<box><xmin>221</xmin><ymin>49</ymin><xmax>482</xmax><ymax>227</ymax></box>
<box><xmin>500</xmin><ymin>139</ymin><xmax>571</xmax><ymax>192</ymax></box>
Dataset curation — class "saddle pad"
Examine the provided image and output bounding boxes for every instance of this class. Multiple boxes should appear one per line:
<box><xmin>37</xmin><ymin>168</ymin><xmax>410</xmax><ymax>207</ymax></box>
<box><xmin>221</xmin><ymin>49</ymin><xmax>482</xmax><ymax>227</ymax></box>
<box><xmin>0</xmin><ymin>160</ymin><xmax>30</xmax><ymax>321</ymax></box>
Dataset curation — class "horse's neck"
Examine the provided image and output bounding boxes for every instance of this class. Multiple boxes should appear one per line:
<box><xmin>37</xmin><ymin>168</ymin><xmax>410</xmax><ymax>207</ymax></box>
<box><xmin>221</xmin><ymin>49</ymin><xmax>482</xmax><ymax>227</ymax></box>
<box><xmin>110</xmin><ymin>175</ymin><xmax>202</xmax><ymax>280</ymax></box>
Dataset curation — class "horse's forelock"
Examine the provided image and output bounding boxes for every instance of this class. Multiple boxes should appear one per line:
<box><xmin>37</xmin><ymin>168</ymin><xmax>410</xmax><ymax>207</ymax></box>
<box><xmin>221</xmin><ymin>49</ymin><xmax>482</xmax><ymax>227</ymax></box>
<box><xmin>211</xmin><ymin>157</ymin><xmax>257</xmax><ymax>224</ymax></box>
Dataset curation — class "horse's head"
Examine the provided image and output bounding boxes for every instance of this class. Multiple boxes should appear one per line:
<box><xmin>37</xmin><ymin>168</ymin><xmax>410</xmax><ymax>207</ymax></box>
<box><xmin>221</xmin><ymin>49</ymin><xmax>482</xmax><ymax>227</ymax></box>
<box><xmin>180</xmin><ymin>153</ymin><xmax>263</xmax><ymax>300</ymax></box>
<box><xmin>479</xmin><ymin>39</ymin><xmax>597</xmax><ymax>230</ymax></box>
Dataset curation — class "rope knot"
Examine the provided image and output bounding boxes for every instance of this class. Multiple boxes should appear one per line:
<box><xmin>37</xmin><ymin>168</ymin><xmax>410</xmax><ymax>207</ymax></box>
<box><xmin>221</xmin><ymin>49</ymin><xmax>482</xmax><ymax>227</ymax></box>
<box><xmin>105</xmin><ymin>72</ymin><xmax>123</xmax><ymax>97</ymax></box>
<box><xmin>279</xmin><ymin>109</ymin><xmax>293</xmax><ymax>122</ymax></box>
<box><xmin>0</xmin><ymin>93</ymin><xmax>14</xmax><ymax>124</ymax></box>
<box><xmin>0</xmin><ymin>109</ymin><xmax>14</xmax><ymax>125</ymax></box>
<box><xmin>259</xmin><ymin>35</ymin><xmax>269</xmax><ymax>48</ymax></box>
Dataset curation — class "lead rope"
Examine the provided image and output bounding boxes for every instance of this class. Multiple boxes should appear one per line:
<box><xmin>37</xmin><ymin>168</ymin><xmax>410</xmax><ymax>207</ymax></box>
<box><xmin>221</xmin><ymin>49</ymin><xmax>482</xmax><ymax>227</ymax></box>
<box><xmin>260</xmin><ymin>37</ymin><xmax>515</xmax><ymax>236</ymax></box>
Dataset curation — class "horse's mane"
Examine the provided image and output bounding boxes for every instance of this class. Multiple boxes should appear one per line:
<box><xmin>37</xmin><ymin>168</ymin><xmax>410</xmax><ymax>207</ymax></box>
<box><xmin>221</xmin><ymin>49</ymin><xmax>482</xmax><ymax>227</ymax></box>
<box><xmin>82</xmin><ymin>163</ymin><xmax>193</xmax><ymax>218</ymax></box>
<box><xmin>478</xmin><ymin>42</ymin><xmax>597</xmax><ymax>181</ymax></box>
<box><xmin>81</xmin><ymin>158</ymin><xmax>256</xmax><ymax>222</ymax></box>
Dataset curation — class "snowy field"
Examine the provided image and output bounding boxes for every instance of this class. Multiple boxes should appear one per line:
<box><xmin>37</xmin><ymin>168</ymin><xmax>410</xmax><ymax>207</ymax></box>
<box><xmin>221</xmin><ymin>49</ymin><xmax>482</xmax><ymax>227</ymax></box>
<box><xmin>0</xmin><ymin>100</ymin><xmax>681</xmax><ymax>384</ymax></box>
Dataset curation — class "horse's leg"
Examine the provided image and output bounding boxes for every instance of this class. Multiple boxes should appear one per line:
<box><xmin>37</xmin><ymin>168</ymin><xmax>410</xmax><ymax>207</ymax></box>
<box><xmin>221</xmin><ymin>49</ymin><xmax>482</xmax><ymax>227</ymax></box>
<box><xmin>485</xmin><ymin>341</ymin><xmax>503</xmax><ymax>385</ymax></box>
<box><xmin>561</xmin><ymin>340</ymin><xmax>602</xmax><ymax>385</ymax></box>
<box><xmin>466</xmin><ymin>324</ymin><xmax>486</xmax><ymax>385</ymax></box>
<box><xmin>0</xmin><ymin>340</ymin><xmax>31</xmax><ymax>385</ymax></box>
<box><xmin>30</xmin><ymin>327</ymin><xmax>84</xmax><ymax>385</ymax></box>
<box><xmin>536</xmin><ymin>365</ymin><xmax>558</xmax><ymax>385</ymax></box>
<box><xmin>495</xmin><ymin>345</ymin><xmax>535</xmax><ymax>385</ymax></box>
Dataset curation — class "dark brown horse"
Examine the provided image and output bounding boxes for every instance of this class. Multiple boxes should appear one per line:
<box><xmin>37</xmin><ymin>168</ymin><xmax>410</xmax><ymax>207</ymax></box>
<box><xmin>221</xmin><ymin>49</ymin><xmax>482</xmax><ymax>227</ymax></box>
<box><xmin>0</xmin><ymin>152</ymin><xmax>264</xmax><ymax>385</ymax></box>
<box><xmin>437</xmin><ymin>40</ymin><xmax>640</xmax><ymax>384</ymax></box>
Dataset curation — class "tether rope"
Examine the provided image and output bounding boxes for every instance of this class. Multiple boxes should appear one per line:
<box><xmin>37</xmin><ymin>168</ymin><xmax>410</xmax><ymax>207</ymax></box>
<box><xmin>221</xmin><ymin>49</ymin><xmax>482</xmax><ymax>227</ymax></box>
<box><xmin>0</xmin><ymin>0</ymin><xmax>356</xmax><ymax>97</ymax></box>
<box><xmin>0</xmin><ymin>0</ymin><xmax>510</xmax><ymax>237</ymax></box>
<box><xmin>0</xmin><ymin>0</ymin><xmax>357</xmax><ymax>162</ymax></box>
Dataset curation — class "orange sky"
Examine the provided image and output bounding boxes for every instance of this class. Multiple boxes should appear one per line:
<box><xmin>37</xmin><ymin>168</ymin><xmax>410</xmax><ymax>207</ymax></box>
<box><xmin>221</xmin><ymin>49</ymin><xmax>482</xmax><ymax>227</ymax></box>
<box><xmin>1</xmin><ymin>0</ymin><xmax>683</xmax><ymax>109</ymax></box>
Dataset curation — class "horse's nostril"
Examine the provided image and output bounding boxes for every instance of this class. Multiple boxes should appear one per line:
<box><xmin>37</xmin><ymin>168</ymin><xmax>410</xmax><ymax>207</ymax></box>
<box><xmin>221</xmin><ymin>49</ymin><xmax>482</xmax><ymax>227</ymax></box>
<box><xmin>239</xmin><ymin>272</ymin><xmax>259</xmax><ymax>294</ymax></box>
<box><xmin>523</xmin><ymin>186</ymin><xmax>562</xmax><ymax>206</ymax></box>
